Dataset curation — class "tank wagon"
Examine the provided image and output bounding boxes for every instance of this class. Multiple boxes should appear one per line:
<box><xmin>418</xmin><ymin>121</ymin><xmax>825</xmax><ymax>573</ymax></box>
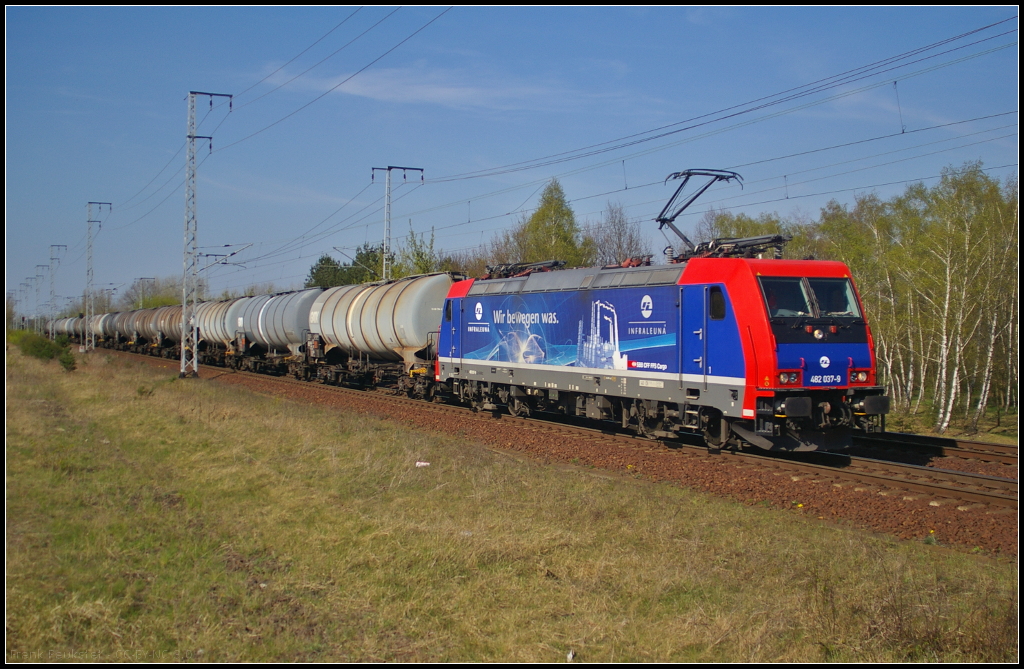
<box><xmin>306</xmin><ymin>273</ymin><xmax>452</xmax><ymax>392</ymax></box>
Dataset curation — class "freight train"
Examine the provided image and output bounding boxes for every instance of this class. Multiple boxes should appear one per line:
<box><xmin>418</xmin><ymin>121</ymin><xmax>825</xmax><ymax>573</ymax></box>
<box><xmin>49</xmin><ymin>170</ymin><xmax>890</xmax><ymax>451</ymax></box>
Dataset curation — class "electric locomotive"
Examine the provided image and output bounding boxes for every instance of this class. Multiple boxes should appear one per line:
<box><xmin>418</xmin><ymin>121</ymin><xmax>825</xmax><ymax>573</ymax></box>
<box><xmin>435</xmin><ymin>170</ymin><xmax>889</xmax><ymax>450</ymax></box>
<box><xmin>435</xmin><ymin>254</ymin><xmax>889</xmax><ymax>451</ymax></box>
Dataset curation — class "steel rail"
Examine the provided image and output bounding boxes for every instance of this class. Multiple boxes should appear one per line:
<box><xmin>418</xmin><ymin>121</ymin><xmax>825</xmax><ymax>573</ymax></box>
<box><xmin>854</xmin><ymin>432</ymin><xmax>1018</xmax><ymax>465</ymax></box>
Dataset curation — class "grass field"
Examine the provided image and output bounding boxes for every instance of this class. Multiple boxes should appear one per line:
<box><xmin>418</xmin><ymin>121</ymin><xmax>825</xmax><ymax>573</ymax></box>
<box><xmin>5</xmin><ymin>349</ymin><xmax>1017</xmax><ymax>662</ymax></box>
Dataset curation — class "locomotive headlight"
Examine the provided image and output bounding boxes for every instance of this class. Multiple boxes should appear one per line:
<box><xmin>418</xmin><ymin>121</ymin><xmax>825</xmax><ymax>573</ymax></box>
<box><xmin>813</xmin><ymin>329</ymin><xmax>824</xmax><ymax>340</ymax></box>
<box><xmin>779</xmin><ymin>372</ymin><xmax>789</xmax><ymax>384</ymax></box>
<box><xmin>789</xmin><ymin>372</ymin><xmax>800</xmax><ymax>384</ymax></box>
<box><xmin>851</xmin><ymin>371</ymin><xmax>868</xmax><ymax>383</ymax></box>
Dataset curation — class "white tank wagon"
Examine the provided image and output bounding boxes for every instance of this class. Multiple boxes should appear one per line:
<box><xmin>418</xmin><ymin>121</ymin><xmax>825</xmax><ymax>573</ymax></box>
<box><xmin>50</xmin><ymin>318</ymin><xmax>70</xmax><ymax>337</ymax></box>
<box><xmin>69</xmin><ymin>317</ymin><xmax>86</xmax><ymax>338</ymax></box>
<box><xmin>45</xmin><ymin>318</ymin><xmax>62</xmax><ymax>338</ymax></box>
<box><xmin>112</xmin><ymin>311</ymin><xmax>137</xmax><ymax>342</ymax></box>
<box><xmin>99</xmin><ymin>313</ymin><xmax>120</xmax><ymax>339</ymax></box>
<box><xmin>253</xmin><ymin>288</ymin><xmax>324</xmax><ymax>356</ymax></box>
<box><xmin>215</xmin><ymin>292</ymin><xmax>326</xmax><ymax>374</ymax></box>
<box><xmin>310</xmin><ymin>273</ymin><xmax>453</xmax><ymax>370</ymax></box>
<box><xmin>222</xmin><ymin>297</ymin><xmax>253</xmax><ymax>351</ymax></box>
<box><xmin>195</xmin><ymin>299</ymin><xmax>241</xmax><ymax>348</ymax></box>
<box><xmin>88</xmin><ymin>314</ymin><xmax>107</xmax><ymax>340</ymax></box>
<box><xmin>235</xmin><ymin>295</ymin><xmax>273</xmax><ymax>353</ymax></box>
<box><xmin>154</xmin><ymin>305</ymin><xmax>184</xmax><ymax>344</ymax></box>
<box><xmin>124</xmin><ymin>310</ymin><xmax>151</xmax><ymax>344</ymax></box>
<box><xmin>134</xmin><ymin>308</ymin><xmax>164</xmax><ymax>345</ymax></box>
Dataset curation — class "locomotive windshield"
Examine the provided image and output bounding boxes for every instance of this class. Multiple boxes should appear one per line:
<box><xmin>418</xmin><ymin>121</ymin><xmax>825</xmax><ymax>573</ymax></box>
<box><xmin>807</xmin><ymin>278</ymin><xmax>862</xmax><ymax>317</ymax></box>
<box><xmin>759</xmin><ymin>277</ymin><xmax>861</xmax><ymax>319</ymax></box>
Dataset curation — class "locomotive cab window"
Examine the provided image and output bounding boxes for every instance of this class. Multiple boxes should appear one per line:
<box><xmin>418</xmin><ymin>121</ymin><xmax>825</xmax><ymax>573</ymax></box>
<box><xmin>709</xmin><ymin>286</ymin><xmax>726</xmax><ymax>320</ymax></box>
<box><xmin>807</xmin><ymin>278</ymin><xmax>862</xmax><ymax>318</ymax></box>
<box><xmin>444</xmin><ymin>300</ymin><xmax>452</xmax><ymax>322</ymax></box>
<box><xmin>760</xmin><ymin>277</ymin><xmax>813</xmax><ymax>318</ymax></box>
<box><xmin>759</xmin><ymin>277</ymin><xmax>861</xmax><ymax>319</ymax></box>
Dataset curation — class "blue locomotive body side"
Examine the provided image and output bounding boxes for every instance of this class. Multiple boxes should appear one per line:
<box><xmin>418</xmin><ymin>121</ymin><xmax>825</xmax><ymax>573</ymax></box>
<box><xmin>438</xmin><ymin>274</ymin><xmax>749</xmax><ymax>413</ymax></box>
<box><xmin>454</xmin><ymin>285</ymin><xmax>682</xmax><ymax>372</ymax></box>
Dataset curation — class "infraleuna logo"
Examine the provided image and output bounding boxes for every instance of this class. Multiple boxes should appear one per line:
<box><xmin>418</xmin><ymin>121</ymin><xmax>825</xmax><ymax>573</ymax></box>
<box><xmin>475</xmin><ymin>302</ymin><xmax>483</xmax><ymax>321</ymax></box>
<box><xmin>819</xmin><ymin>356</ymin><xmax>831</xmax><ymax>369</ymax></box>
<box><xmin>640</xmin><ymin>295</ymin><xmax>653</xmax><ymax>319</ymax></box>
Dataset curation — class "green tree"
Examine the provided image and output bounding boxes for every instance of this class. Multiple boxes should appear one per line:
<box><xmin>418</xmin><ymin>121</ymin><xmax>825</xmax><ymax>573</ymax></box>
<box><xmin>814</xmin><ymin>162</ymin><xmax>1018</xmax><ymax>432</ymax></box>
<box><xmin>394</xmin><ymin>225</ymin><xmax>441</xmax><ymax>277</ymax></box>
<box><xmin>491</xmin><ymin>179</ymin><xmax>595</xmax><ymax>267</ymax></box>
<box><xmin>588</xmin><ymin>201</ymin><xmax>652</xmax><ymax>266</ymax></box>
<box><xmin>304</xmin><ymin>254</ymin><xmax>347</xmax><ymax>288</ymax></box>
<box><xmin>306</xmin><ymin>244</ymin><xmax>395</xmax><ymax>287</ymax></box>
<box><xmin>696</xmin><ymin>208</ymin><xmax>824</xmax><ymax>259</ymax></box>
<box><xmin>116</xmin><ymin>276</ymin><xmax>207</xmax><ymax>311</ymax></box>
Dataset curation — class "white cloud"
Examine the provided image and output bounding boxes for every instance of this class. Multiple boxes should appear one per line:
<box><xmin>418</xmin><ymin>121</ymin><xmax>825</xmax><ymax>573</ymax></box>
<box><xmin>266</xmin><ymin>63</ymin><xmax>627</xmax><ymax>114</ymax></box>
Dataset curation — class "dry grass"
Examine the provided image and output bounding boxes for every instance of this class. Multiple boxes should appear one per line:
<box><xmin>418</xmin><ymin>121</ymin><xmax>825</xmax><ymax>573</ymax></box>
<box><xmin>6</xmin><ymin>350</ymin><xmax>1018</xmax><ymax>662</ymax></box>
<box><xmin>884</xmin><ymin>405</ymin><xmax>1018</xmax><ymax>444</ymax></box>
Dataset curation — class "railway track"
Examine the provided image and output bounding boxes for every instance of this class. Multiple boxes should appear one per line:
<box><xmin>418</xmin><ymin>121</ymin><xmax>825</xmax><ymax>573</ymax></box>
<box><xmin>770</xmin><ymin>450</ymin><xmax>1017</xmax><ymax>509</ymax></box>
<box><xmin>114</xmin><ymin>350</ymin><xmax>1018</xmax><ymax>515</ymax></box>
<box><xmin>853</xmin><ymin>431</ymin><xmax>1017</xmax><ymax>465</ymax></box>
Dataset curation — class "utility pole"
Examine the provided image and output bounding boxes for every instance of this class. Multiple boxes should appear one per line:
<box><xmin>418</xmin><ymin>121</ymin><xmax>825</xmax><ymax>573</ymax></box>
<box><xmin>86</xmin><ymin>202</ymin><xmax>111</xmax><ymax>351</ymax></box>
<box><xmin>49</xmin><ymin>245</ymin><xmax>66</xmax><ymax>339</ymax></box>
<box><xmin>371</xmin><ymin>166</ymin><xmax>423</xmax><ymax>282</ymax></box>
<box><xmin>35</xmin><ymin>266</ymin><xmax>48</xmax><ymax>335</ymax></box>
<box><xmin>181</xmin><ymin>91</ymin><xmax>231</xmax><ymax>378</ymax></box>
<box><xmin>27</xmin><ymin>277</ymin><xmax>40</xmax><ymax>334</ymax></box>
<box><xmin>5</xmin><ymin>291</ymin><xmax>15</xmax><ymax>331</ymax></box>
<box><xmin>136</xmin><ymin>277</ymin><xmax>155</xmax><ymax>309</ymax></box>
<box><xmin>19</xmin><ymin>282</ymin><xmax>31</xmax><ymax>331</ymax></box>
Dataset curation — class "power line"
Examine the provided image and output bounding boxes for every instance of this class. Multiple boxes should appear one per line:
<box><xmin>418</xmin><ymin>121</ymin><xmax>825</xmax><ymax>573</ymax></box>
<box><xmin>426</xmin><ymin>21</ymin><xmax>1017</xmax><ymax>183</ymax></box>
<box><xmin>211</xmin><ymin>161</ymin><xmax>1018</xmax><ymax>291</ymax></box>
<box><xmin>378</xmin><ymin>111</ymin><xmax>1020</xmax><ymax>234</ymax></box>
<box><xmin>217</xmin><ymin>7</ymin><xmax>453</xmax><ymax>153</ymax></box>
<box><xmin>233</xmin><ymin>7</ymin><xmax>392</xmax><ymax>111</ymax></box>
<box><xmin>219</xmin><ymin>111</ymin><xmax>1017</xmax><ymax>279</ymax></box>
<box><xmin>233</xmin><ymin>7</ymin><xmax>365</xmax><ymax>101</ymax></box>
<box><xmin>225</xmin><ymin>181</ymin><xmax>424</xmax><ymax>268</ymax></box>
<box><xmin>95</xmin><ymin>8</ymin><xmax>376</xmax><ymax>219</ymax></box>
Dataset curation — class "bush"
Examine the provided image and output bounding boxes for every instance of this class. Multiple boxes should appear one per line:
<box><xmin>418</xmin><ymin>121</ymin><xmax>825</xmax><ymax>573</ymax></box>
<box><xmin>18</xmin><ymin>333</ymin><xmax>63</xmax><ymax>360</ymax></box>
<box><xmin>14</xmin><ymin>331</ymin><xmax>76</xmax><ymax>371</ymax></box>
<box><xmin>58</xmin><ymin>347</ymin><xmax>77</xmax><ymax>372</ymax></box>
<box><xmin>7</xmin><ymin>329</ymin><xmax>30</xmax><ymax>347</ymax></box>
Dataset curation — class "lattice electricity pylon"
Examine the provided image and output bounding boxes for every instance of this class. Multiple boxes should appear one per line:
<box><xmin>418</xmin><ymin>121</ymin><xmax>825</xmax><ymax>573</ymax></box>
<box><xmin>35</xmin><ymin>266</ymin><xmax>49</xmax><ymax>335</ymax></box>
<box><xmin>181</xmin><ymin>91</ymin><xmax>231</xmax><ymax>378</ymax></box>
<box><xmin>49</xmin><ymin>245</ymin><xmax>66</xmax><ymax>340</ymax></box>
<box><xmin>86</xmin><ymin>202</ymin><xmax>110</xmax><ymax>350</ymax></box>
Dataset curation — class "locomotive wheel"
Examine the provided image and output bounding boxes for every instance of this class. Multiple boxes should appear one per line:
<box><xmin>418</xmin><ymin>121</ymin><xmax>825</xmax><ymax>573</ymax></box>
<box><xmin>509</xmin><ymin>396</ymin><xmax>530</xmax><ymax>417</ymax></box>
<box><xmin>633</xmin><ymin>400</ymin><xmax>661</xmax><ymax>439</ymax></box>
<box><xmin>703</xmin><ymin>413</ymin><xmax>730</xmax><ymax>451</ymax></box>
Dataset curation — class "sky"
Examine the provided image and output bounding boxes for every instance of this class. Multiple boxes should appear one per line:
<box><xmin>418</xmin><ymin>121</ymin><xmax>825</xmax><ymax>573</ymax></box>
<box><xmin>6</xmin><ymin>6</ymin><xmax>1018</xmax><ymax>317</ymax></box>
